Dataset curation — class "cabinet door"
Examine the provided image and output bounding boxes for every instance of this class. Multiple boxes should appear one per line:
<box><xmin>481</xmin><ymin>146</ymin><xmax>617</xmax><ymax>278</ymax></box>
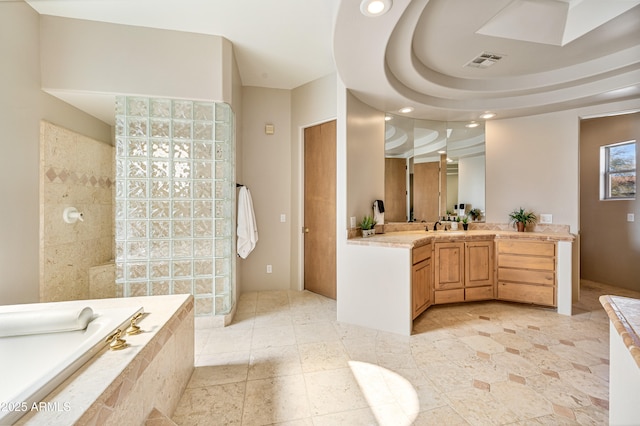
<box><xmin>434</xmin><ymin>242</ymin><xmax>464</xmax><ymax>290</ymax></box>
<box><xmin>412</xmin><ymin>258</ymin><xmax>432</xmax><ymax>319</ymax></box>
<box><xmin>465</xmin><ymin>241</ymin><xmax>494</xmax><ymax>288</ymax></box>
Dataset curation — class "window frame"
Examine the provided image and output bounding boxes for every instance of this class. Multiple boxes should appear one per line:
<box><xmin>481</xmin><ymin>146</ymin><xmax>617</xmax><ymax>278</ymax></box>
<box><xmin>599</xmin><ymin>139</ymin><xmax>636</xmax><ymax>201</ymax></box>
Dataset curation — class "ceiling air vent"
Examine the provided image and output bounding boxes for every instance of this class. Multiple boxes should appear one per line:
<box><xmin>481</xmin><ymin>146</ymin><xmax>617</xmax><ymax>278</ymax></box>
<box><xmin>465</xmin><ymin>52</ymin><xmax>505</xmax><ymax>69</ymax></box>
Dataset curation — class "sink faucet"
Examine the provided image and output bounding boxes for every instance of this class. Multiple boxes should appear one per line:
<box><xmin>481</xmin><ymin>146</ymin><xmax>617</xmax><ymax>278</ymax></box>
<box><xmin>432</xmin><ymin>221</ymin><xmax>442</xmax><ymax>231</ymax></box>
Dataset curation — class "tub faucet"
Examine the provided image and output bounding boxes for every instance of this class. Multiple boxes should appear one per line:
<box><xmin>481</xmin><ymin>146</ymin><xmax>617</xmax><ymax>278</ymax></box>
<box><xmin>126</xmin><ymin>312</ymin><xmax>144</xmax><ymax>335</ymax></box>
<box><xmin>105</xmin><ymin>329</ymin><xmax>128</xmax><ymax>350</ymax></box>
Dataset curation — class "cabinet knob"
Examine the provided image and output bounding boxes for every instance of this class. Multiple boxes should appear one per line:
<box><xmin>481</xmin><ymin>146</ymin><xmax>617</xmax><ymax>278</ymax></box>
<box><xmin>304</xmin><ymin>228</ymin><xmax>310</xmax><ymax>233</ymax></box>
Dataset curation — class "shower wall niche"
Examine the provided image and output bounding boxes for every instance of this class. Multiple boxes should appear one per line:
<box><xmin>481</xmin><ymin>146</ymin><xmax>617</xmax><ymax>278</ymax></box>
<box><xmin>115</xmin><ymin>97</ymin><xmax>235</xmax><ymax>318</ymax></box>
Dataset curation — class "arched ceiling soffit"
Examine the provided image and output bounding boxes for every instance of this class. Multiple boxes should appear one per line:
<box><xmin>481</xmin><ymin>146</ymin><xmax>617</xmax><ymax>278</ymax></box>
<box><xmin>334</xmin><ymin>0</ymin><xmax>640</xmax><ymax>121</ymax></box>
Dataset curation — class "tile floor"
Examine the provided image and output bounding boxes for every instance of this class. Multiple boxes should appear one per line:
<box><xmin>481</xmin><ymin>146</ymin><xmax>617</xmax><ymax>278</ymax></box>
<box><xmin>172</xmin><ymin>281</ymin><xmax>640</xmax><ymax>425</ymax></box>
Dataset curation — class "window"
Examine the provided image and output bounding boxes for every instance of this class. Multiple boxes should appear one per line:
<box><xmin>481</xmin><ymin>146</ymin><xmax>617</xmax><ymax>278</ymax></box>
<box><xmin>600</xmin><ymin>140</ymin><xmax>636</xmax><ymax>200</ymax></box>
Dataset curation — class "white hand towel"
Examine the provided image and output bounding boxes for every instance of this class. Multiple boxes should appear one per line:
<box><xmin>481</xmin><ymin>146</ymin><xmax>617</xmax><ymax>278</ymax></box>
<box><xmin>237</xmin><ymin>187</ymin><xmax>258</xmax><ymax>259</ymax></box>
<box><xmin>373</xmin><ymin>200</ymin><xmax>385</xmax><ymax>225</ymax></box>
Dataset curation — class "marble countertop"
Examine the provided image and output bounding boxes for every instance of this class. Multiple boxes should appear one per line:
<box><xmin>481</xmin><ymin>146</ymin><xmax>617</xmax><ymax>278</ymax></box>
<box><xmin>600</xmin><ymin>295</ymin><xmax>640</xmax><ymax>369</ymax></box>
<box><xmin>347</xmin><ymin>229</ymin><xmax>575</xmax><ymax>249</ymax></box>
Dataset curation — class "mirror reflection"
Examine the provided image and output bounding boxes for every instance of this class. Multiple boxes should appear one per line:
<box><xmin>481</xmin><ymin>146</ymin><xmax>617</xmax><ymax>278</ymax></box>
<box><xmin>384</xmin><ymin>116</ymin><xmax>485</xmax><ymax>223</ymax></box>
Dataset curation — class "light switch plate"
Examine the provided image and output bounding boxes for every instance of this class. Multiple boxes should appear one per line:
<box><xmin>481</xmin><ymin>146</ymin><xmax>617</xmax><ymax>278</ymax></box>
<box><xmin>628</xmin><ymin>213</ymin><xmax>635</xmax><ymax>222</ymax></box>
<box><xmin>280</xmin><ymin>214</ymin><xmax>286</xmax><ymax>223</ymax></box>
<box><xmin>540</xmin><ymin>214</ymin><xmax>552</xmax><ymax>224</ymax></box>
<box><xmin>265</xmin><ymin>124</ymin><xmax>275</xmax><ymax>135</ymax></box>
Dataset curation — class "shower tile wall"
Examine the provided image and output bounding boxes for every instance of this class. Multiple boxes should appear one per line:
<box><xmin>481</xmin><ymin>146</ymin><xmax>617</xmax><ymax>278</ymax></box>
<box><xmin>40</xmin><ymin>121</ymin><xmax>114</xmax><ymax>302</ymax></box>
<box><xmin>115</xmin><ymin>97</ymin><xmax>234</xmax><ymax>317</ymax></box>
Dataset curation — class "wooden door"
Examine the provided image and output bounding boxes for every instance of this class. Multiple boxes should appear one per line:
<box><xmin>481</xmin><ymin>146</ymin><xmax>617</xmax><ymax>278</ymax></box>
<box><xmin>413</xmin><ymin>161</ymin><xmax>440</xmax><ymax>222</ymax></box>
<box><xmin>304</xmin><ymin>120</ymin><xmax>336</xmax><ymax>299</ymax></box>
<box><xmin>384</xmin><ymin>158</ymin><xmax>407</xmax><ymax>222</ymax></box>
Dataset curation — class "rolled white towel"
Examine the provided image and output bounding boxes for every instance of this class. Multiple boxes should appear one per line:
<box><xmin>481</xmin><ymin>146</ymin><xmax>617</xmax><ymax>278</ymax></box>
<box><xmin>373</xmin><ymin>200</ymin><xmax>385</xmax><ymax>225</ymax></box>
<box><xmin>0</xmin><ymin>307</ymin><xmax>94</xmax><ymax>337</ymax></box>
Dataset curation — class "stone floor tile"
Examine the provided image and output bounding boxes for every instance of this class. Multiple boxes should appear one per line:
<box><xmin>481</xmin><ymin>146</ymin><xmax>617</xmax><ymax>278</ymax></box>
<box><xmin>172</xmin><ymin>383</ymin><xmax>245</xmax><ymax>426</ymax></box>
<box><xmin>298</xmin><ymin>340</ymin><xmax>350</xmax><ymax>373</ymax></box>
<box><xmin>251</xmin><ymin>324</ymin><xmax>296</xmax><ymax>349</ymax></box>
<box><xmin>171</xmin><ymin>284</ymin><xmax>640</xmax><ymax>425</ymax></box>
<box><xmin>247</xmin><ymin>344</ymin><xmax>302</xmax><ymax>380</ymax></box>
<box><xmin>242</xmin><ymin>374</ymin><xmax>310</xmax><ymax>425</ymax></box>
<box><xmin>446</xmin><ymin>386</ymin><xmax>520</xmax><ymax>425</ymax></box>
<box><xmin>304</xmin><ymin>368</ymin><xmax>371</xmax><ymax>416</ymax></box>
<box><xmin>490</xmin><ymin>380</ymin><xmax>554</xmax><ymax>420</ymax></box>
<box><xmin>411</xmin><ymin>405</ymin><xmax>470</xmax><ymax>425</ymax></box>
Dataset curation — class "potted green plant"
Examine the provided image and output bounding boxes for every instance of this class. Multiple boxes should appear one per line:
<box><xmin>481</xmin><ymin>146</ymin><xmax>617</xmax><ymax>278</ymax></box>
<box><xmin>508</xmin><ymin>207</ymin><xmax>537</xmax><ymax>232</ymax></box>
<box><xmin>359</xmin><ymin>215</ymin><xmax>377</xmax><ymax>237</ymax></box>
<box><xmin>462</xmin><ymin>216</ymin><xmax>469</xmax><ymax>230</ymax></box>
<box><xmin>469</xmin><ymin>208</ymin><xmax>482</xmax><ymax>222</ymax></box>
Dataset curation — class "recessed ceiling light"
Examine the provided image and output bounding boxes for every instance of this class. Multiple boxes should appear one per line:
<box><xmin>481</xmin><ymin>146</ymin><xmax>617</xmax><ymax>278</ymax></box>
<box><xmin>360</xmin><ymin>0</ymin><xmax>392</xmax><ymax>17</ymax></box>
<box><xmin>384</xmin><ymin>115</ymin><xmax>393</xmax><ymax>121</ymax></box>
<box><xmin>479</xmin><ymin>112</ymin><xmax>496</xmax><ymax>119</ymax></box>
<box><xmin>437</xmin><ymin>150</ymin><xmax>446</xmax><ymax>154</ymax></box>
<box><xmin>465</xmin><ymin>121</ymin><xmax>479</xmax><ymax>128</ymax></box>
<box><xmin>399</xmin><ymin>107</ymin><xmax>414</xmax><ymax>114</ymax></box>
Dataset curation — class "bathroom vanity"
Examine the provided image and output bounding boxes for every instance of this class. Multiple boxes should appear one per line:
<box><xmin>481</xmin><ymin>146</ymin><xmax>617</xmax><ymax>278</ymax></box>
<box><xmin>340</xmin><ymin>228</ymin><xmax>574</xmax><ymax>335</ymax></box>
<box><xmin>600</xmin><ymin>295</ymin><xmax>640</xmax><ymax>425</ymax></box>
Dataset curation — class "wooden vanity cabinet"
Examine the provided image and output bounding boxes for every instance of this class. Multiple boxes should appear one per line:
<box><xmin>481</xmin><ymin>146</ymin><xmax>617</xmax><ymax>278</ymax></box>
<box><xmin>465</xmin><ymin>241</ymin><xmax>495</xmax><ymax>301</ymax></box>
<box><xmin>412</xmin><ymin>243</ymin><xmax>432</xmax><ymax>319</ymax></box>
<box><xmin>434</xmin><ymin>242</ymin><xmax>465</xmax><ymax>303</ymax></box>
<box><xmin>497</xmin><ymin>240</ymin><xmax>556</xmax><ymax>307</ymax></box>
<box><xmin>434</xmin><ymin>240</ymin><xmax>494</xmax><ymax>304</ymax></box>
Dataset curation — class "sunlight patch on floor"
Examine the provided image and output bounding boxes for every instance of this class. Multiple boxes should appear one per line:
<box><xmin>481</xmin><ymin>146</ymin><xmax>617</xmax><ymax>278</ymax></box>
<box><xmin>348</xmin><ymin>360</ymin><xmax>419</xmax><ymax>425</ymax></box>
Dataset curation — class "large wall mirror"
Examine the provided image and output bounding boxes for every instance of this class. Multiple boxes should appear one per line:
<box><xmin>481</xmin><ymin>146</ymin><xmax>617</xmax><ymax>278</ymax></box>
<box><xmin>384</xmin><ymin>115</ymin><xmax>486</xmax><ymax>223</ymax></box>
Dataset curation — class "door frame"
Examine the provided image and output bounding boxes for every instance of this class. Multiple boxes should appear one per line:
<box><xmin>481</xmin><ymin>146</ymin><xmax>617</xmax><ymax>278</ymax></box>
<box><xmin>296</xmin><ymin>118</ymin><xmax>337</xmax><ymax>292</ymax></box>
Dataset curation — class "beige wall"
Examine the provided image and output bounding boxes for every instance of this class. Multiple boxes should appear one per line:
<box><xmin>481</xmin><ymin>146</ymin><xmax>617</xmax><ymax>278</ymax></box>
<box><xmin>290</xmin><ymin>73</ymin><xmax>337</xmax><ymax>290</ymax></box>
<box><xmin>580</xmin><ymin>112</ymin><xmax>640</xmax><ymax>291</ymax></box>
<box><xmin>40</xmin><ymin>16</ymin><xmax>235</xmax><ymax>106</ymax></box>
<box><xmin>458</xmin><ymin>155</ymin><xmax>485</xmax><ymax>214</ymax></box>
<box><xmin>486</xmin><ymin>111</ymin><xmax>580</xmax><ymax>232</ymax></box>
<box><xmin>237</xmin><ymin>74</ymin><xmax>337</xmax><ymax>294</ymax></box>
<box><xmin>0</xmin><ymin>3</ymin><xmax>111</xmax><ymax>305</ymax></box>
<box><xmin>345</xmin><ymin>91</ymin><xmax>386</xmax><ymax>224</ymax></box>
<box><xmin>40</xmin><ymin>122</ymin><xmax>114</xmax><ymax>302</ymax></box>
<box><xmin>238</xmin><ymin>87</ymin><xmax>292</xmax><ymax>292</ymax></box>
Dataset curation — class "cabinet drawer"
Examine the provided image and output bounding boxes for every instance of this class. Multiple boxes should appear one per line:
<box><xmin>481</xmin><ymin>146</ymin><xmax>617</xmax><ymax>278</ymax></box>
<box><xmin>412</xmin><ymin>244</ymin><xmax>432</xmax><ymax>264</ymax></box>
<box><xmin>498</xmin><ymin>268</ymin><xmax>554</xmax><ymax>285</ymax></box>
<box><xmin>434</xmin><ymin>289</ymin><xmax>464</xmax><ymax>304</ymax></box>
<box><xmin>498</xmin><ymin>254</ymin><xmax>555</xmax><ymax>271</ymax></box>
<box><xmin>497</xmin><ymin>282</ymin><xmax>555</xmax><ymax>306</ymax></box>
<box><xmin>498</xmin><ymin>240</ymin><xmax>555</xmax><ymax>257</ymax></box>
<box><xmin>465</xmin><ymin>286</ymin><xmax>493</xmax><ymax>301</ymax></box>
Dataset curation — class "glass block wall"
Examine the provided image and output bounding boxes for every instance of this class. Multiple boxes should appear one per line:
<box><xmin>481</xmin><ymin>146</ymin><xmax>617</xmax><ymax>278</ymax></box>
<box><xmin>114</xmin><ymin>97</ymin><xmax>235</xmax><ymax>317</ymax></box>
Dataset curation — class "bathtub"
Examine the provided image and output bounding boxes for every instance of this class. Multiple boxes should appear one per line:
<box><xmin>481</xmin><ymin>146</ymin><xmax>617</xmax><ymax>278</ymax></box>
<box><xmin>0</xmin><ymin>304</ymin><xmax>142</xmax><ymax>425</ymax></box>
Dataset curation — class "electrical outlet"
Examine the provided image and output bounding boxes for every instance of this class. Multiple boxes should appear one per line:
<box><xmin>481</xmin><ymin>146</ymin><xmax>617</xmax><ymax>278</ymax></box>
<box><xmin>628</xmin><ymin>213</ymin><xmax>635</xmax><ymax>222</ymax></box>
<box><xmin>350</xmin><ymin>216</ymin><xmax>356</xmax><ymax>228</ymax></box>
<box><xmin>280</xmin><ymin>214</ymin><xmax>286</xmax><ymax>223</ymax></box>
<box><xmin>266</xmin><ymin>264</ymin><xmax>272</xmax><ymax>273</ymax></box>
<box><xmin>539</xmin><ymin>214</ymin><xmax>552</xmax><ymax>224</ymax></box>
